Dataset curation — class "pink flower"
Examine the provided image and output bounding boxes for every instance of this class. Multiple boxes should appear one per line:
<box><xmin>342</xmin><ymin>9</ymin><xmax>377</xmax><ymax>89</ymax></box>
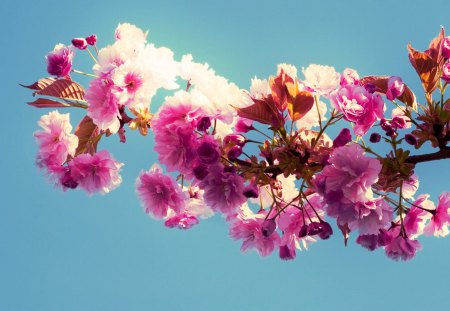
<box><xmin>402</xmin><ymin>174</ymin><xmax>419</xmax><ymax>199</ymax></box>
<box><xmin>315</xmin><ymin>144</ymin><xmax>381</xmax><ymax>204</ymax></box>
<box><xmin>349</xmin><ymin>198</ymin><xmax>393</xmax><ymax>235</ymax></box>
<box><xmin>403</xmin><ymin>195</ymin><xmax>433</xmax><ymax>237</ymax></box>
<box><xmin>386</xmin><ymin>76</ymin><xmax>405</xmax><ymax>100</ymax></box>
<box><xmin>442</xmin><ymin>36</ymin><xmax>450</xmax><ymax>59</ymax></box>
<box><xmin>235</xmin><ymin>118</ymin><xmax>254</xmax><ymax>133</ymax></box>
<box><xmin>34</xmin><ymin>111</ymin><xmax>79</xmax><ymax>168</ymax></box>
<box><xmin>385</xmin><ymin>236</ymin><xmax>421</xmax><ymax>261</ymax></box>
<box><xmin>164</xmin><ymin>213</ymin><xmax>199</xmax><ymax>229</ymax></box>
<box><xmin>85</xmin><ymin>78</ymin><xmax>121</xmax><ymax>133</ymax></box>
<box><xmin>69</xmin><ymin>150</ymin><xmax>123</xmax><ymax>195</ymax></box>
<box><xmin>71</xmin><ymin>38</ymin><xmax>88</xmax><ymax>50</ymax></box>
<box><xmin>152</xmin><ymin>101</ymin><xmax>205</xmax><ymax>174</ymax></box>
<box><xmin>85</xmin><ymin>35</ymin><xmax>97</xmax><ymax>46</ymax></box>
<box><xmin>197</xmin><ymin>135</ymin><xmax>220</xmax><ymax>165</ymax></box>
<box><xmin>340</xmin><ymin>68</ymin><xmax>360</xmax><ymax>86</ymax></box>
<box><xmin>424</xmin><ymin>192</ymin><xmax>450</xmax><ymax>237</ymax></box>
<box><xmin>331</xmin><ymin>84</ymin><xmax>385</xmax><ymax>136</ymax></box>
<box><xmin>136</xmin><ymin>164</ymin><xmax>185</xmax><ymax>219</ymax></box>
<box><xmin>442</xmin><ymin>62</ymin><xmax>450</xmax><ymax>83</ymax></box>
<box><xmin>46</xmin><ymin>44</ymin><xmax>74</xmax><ymax>77</ymax></box>
<box><xmin>332</xmin><ymin>128</ymin><xmax>352</xmax><ymax>148</ymax></box>
<box><xmin>229</xmin><ymin>210</ymin><xmax>280</xmax><ymax>256</ymax></box>
<box><xmin>199</xmin><ymin>165</ymin><xmax>246</xmax><ymax>215</ymax></box>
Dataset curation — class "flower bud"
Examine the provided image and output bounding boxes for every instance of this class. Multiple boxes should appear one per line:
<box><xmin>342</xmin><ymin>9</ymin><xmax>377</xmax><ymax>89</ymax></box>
<box><xmin>369</xmin><ymin>132</ymin><xmax>381</xmax><ymax>143</ymax></box>
<box><xmin>85</xmin><ymin>34</ymin><xmax>97</xmax><ymax>46</ymax></box>
<box><xmin>442</xmin><ymin>37</ymin><xmax>450</xmax><ymax>59</ymax></box>
<box><xmin>404</xmin><ymin>133</ymin><xmax>417</xmax><ymax>146</ymax></box>
<box><xmin>333</xmin><ymin>128</ymin><xmax>352</xmax><ymax>148</ymax></box>
<box><xmin>380</xmin><ymin>118</ymin><xmax>393</xmax><ymax>132</ymax></box>
<box><xmin>71</xmin><ymin>38</ymin><xmax>88</xmax><ymax>50</ymax></box>
<box><xmin>243</xmin><ymin>184</ymin><xmax>259</xmax><ymax>198</ymax></box>
<box><xmin>235</xmin><ymin>118</ymin><xmax>254</xmax><ymax>133</ymax></box>
<box><xmin>386</xmin><ymin>76</ymin><xmax>405</xmax><ymax>100</ymax></box>
<box><xmin>307</xmin><ymin>222</ymin><xmax>324</xmax><ymax>236</ymax></box>
<box><xmin>391</xmin><ymin>116</ymin><xmax>407</xmax><ymax>129</ymax></box>
<box><xmin>224</xmin><ymin>134</ymin><xmax>246</xmax><ymax>147</ymax></box>
<box><xmin>261</xmin><ymin>219</ymin><xmax>276</xmax><ymax>237</ymax></box>
<box><xmin>442</xmin><ymin>62</ymin><xmax>450</xmax><ymax>83</ymax></box>
<box><xmin>197</xmin><ymin>116</ymin><xmax>211</xmax><ymax>132</ymax></box>
<box><xmin>318</xmin><ymin>222</ymin><xmax>333</xmax><ymax>240</ymax></box>
<box><xmin>298</xmin><ymin>224</ymin><xmax>308</xmax><ymax>238</ymax></box>
<box><xmin>279</xmin><ymin>245</ymin><xmax>296</xmax><ymax>260</ymax></box>
<box><xmin>227</xmin><ymin>145</ymin><xmax>242</xmax><ymax>160</ymax></box>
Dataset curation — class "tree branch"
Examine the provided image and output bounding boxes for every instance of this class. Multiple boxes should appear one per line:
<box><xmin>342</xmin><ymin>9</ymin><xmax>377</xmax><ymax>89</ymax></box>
<box><xmin>405</xmin><ymin>146</ymin><xmax>450</xmax><ymax>164</ymax></box>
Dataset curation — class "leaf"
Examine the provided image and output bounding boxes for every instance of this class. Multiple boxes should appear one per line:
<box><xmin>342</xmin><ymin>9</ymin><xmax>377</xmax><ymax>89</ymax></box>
<box><xmin>288</xmin><ymin>91</ymin><xmax>314</xmax><ymax>122</ymax></box>
<box><xmin>19</xmin><ymin>77</ymin><xmax>57</xmax><ymax>90</ymax></box>
<box><xmin>37</xmin><ymin>79</ymin><xmax>85</xmax><ymax>100</ymax></box>
<box><xmin>407</xmin><ymin>43</ymin><xmax>441</xmax><ymax>94</ymax></box>
<box><xmin>359</xmin><ymin>76</ymin><xmax>416</xmax><ymax>108</ymax></box>
<box><xmin>338</xmin><ymin>223</ymin><xmax>351</xmax><ymax>246</ymax></box>
<box><xmin>426</xmin><ymin>27</ymin><xmax>446</xmax><ymax>67</ymax></box>
<box><xmin>27</xmin><ymin>98</ymin><xmax>70</xmax><ymax>108</ymax></box>
<box><xmin>233</xmin><ymin>96</ymin><xmax>284</xmax><ymax>128</ymax></box>
<box><xmin>74</xmin><ymin>116</ymin><xmax>100</xmax><ymax>156</ymax></box>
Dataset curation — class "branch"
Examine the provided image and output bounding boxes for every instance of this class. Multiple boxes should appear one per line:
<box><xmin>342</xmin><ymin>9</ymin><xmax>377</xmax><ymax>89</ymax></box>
<box><xmin>405</xmin><ymin>146</ymin><xmax>450</xmax><ymax>164</ymax></box>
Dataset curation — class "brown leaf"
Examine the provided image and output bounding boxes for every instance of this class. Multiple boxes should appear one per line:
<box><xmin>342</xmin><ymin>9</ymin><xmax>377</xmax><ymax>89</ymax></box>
<box><xmin>338</xmin><ymin>223</ymin><xmax>351</xmax><ymax>246</ymax></box>
<box><xmin>27</xmin><ymin>98</ymin><xmax>70</xmax><ymax>108</ymax></box>
<box><xmin>233</xmin><ymin>96</ymin><xmax>284</xmax><ymax>128</ymax></box>
<box><xmin>288</xmin><ymin>91</ymin><xmax>314</xmax><ymax>122</ymax></box>
<box><xmin>74</xmin><ymin>116</ymin><xmax>100</xmax><ymax>156</ymax></box>
<box><xmin>407</xmin><ymin>44</ymin><xmax>441</xmax><ymax>94</ymax></box>
<box><xmin>19</xmin><ymin>77</ymin><xmax>57</xmax><ymax>90</ymax></box>
<box><xmin>269</xmin><ymin>69</ymin><xmax>295</xmax><ymax>111</ymax></box>
<box><xmin>426</xmin><ymin>27</ymin><xmax>445</xmax><ymax>67</ymax></box>
<box><xmin>359</xmin><ymin>76</ymin><xmax>416</xmax><ymax>108</ymax></box>
<box><xmin>37</xmin><ymin>79</ymin><xmax>85</xmax><ymax>101</ymax></box>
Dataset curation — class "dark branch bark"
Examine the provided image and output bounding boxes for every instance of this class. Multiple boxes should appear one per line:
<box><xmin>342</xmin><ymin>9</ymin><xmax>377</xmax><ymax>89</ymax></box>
<box><xmin>405</xmin><ymin>147</ymin><xmax>450</xmax><ymax>164</ymax></box>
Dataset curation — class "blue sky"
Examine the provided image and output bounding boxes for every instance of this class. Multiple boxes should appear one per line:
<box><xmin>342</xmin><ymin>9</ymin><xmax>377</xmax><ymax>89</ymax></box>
<box><xmin>1</xmin><ymin>1</ymin><xmax>450</xmax><ymax>310</ymax></box>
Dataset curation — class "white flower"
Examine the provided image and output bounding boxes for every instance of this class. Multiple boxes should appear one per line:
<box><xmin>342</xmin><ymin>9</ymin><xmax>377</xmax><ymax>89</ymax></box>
<box><xmin>302</xmin><ymin>64</ymin><xmax>340</xmax><ymax>96</ymax></box>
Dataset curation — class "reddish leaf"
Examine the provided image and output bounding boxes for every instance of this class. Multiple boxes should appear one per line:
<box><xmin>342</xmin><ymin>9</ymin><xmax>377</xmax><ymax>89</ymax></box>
<box><xmin>27</xmin><ymin>98</ymin><xmax>70</xmax><ymax>108</ymax></box>
<box><xmin>338</xmin><ymin>223</ymin><xmax>351</xmax><ymax>246</ymax></box>
<box><xmin>360</xmin><ymin>76</ymin><xmax>416</xmax><ymax>108</ymax></box>
<box><xmin>407</xmin><ymin>43</ymin><xmax>441</xmax><ymax>94</ymax></box>
<box><xmin>288</xmin><ymin>91</ymin><xmax>314</xmax><ymax>122</ymax></box>
<box><xmin>233</xmin><ymin>96</ymin><xmax>284</xmax><ymax>128</ymax></box>
<box><xmin>426</xmin><ymin>27</ymin><xmax>445</xmax><ymax>67</ymax></box>
<box><xmin>19</xmin><ymin>77</ymin><xmax>57</xmax><ymax>91</ymax></box>
<box><xmin>74</xmin><ymin>116</ymin><xmax>100</xmax><ymax>156</ymax></box>
<box><xmin>37</xmin><ymin>79</ymin><xmax>85</xmax><ymax>100</ymax></box>
<box><xmin>270</xmin><ymin>69</ymin><xmax>295</xmax><ymax>111</ymax></box>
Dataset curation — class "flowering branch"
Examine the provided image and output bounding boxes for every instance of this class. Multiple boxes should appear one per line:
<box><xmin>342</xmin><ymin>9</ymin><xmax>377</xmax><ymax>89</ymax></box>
<box><xmin>22</xmin><ymin>23</ymin><xmax>450</xmax><ymax>262</ymax></box>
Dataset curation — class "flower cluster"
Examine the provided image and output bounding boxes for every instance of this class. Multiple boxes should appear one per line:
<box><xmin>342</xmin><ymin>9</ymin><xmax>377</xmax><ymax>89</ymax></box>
<box><xmin>24</xmin><ymin>24</ymin><xmax>450</xmax><ymax>262</ymax></box>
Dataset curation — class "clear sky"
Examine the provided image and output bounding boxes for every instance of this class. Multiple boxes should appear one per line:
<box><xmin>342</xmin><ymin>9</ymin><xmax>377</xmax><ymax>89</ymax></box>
<box><xmin>1</xmin><ymin>0</ymin><xmax>450</xmax><ymax>310</ymax></box>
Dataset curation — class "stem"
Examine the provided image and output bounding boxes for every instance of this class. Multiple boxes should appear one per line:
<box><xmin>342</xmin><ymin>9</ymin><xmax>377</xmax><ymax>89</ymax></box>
<box><xmin>86</xmin><ymin>47</ymin><xmax>98</xmax><ymax>63</ymax></box>
<box><xmin>72</xmin><ymin>69</ymin><xmax>98</xmax><ymax>78</ymax></box>
<box><xmin>405</xmin><ymin>147</ymin><xmax>450</xmax><ymax>164</ymax></box>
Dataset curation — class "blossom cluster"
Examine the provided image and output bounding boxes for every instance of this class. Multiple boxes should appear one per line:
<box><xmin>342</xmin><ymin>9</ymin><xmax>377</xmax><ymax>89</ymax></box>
<box><xmin>24</xmin><ymin>23</ymin><xmax>450</xmax><ymax>261</ymax></box>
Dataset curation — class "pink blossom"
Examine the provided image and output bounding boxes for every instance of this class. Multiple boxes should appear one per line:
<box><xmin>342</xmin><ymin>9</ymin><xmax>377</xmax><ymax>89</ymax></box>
<box><xmin>199</xmin><ymin>165</ymin><xmax>246</xmax><ymax>215</ymax></box>
<box><xmin>442</xmin><ymin>62</ymin><xmax>450</xmax><ymax>83</ymax></box>
<box><xmin>403</xmin><ymin>195</ymin><xmax>433</xmax><ymax>237</ymax></box>
<box><xmin>391</xmin><ymin>106</ymin><xmax>411</xmax><ymax>129</ymax></box>
<box><xmin>331</xmin><ymin>84</ymin><xmax>385</xmax><ymax>136</ymax></box>
<box><xmin>386</xmin><ymin>76</ymin><xmax>405</xmax><ymax>100</ymax></box>
<box><xmin>164</xmin><ymin>213</ymin><xmax>199</xmax><ymax>229</ymax></box>
<box><xmin>443</xmin><ymin>37</ymin><xmax>450</xmax><ymax>59</ymax></box>
<box><xmin>340</xmin><ymin>68</ymin><xmax>360</xmax><ymax>86</ymax></box>
<box><xmin>197</xmin><ymin>135</ymin><xmax>220</xmax><ymax>165</ymax></box>
<box><xmin>85</xmin><ymin>78</ymin><xmax>121</xmax><ymax>133</ymax></box>
<box><xmin>235</xmin><ymin>118</ymin><xmax>254</xmax><ymax>133</ymax></box>
<box><xmin>229</xmin><ymin>211</ymin><xmax>280</xmax><ymax>256</ymax></box>
<box><xmin>152</xmin><ymin>101</ymin><xmax>205</xmax><ymax>174</ymax></box>
<box><xmin>136</xmin><ymin>164</ymin><xmax>185</xmax><ymax>219</ymax></box>
<box><xmin>69</xmin><ymin>150</ymin><xmax>123</xmax><ymax>195</ymax></box>
<box><xmin>71</xmin><ymin>38</ymin><xmax>88</xmax><ymax>50</ymax></box>
<box><xmin>402</xmin><ymin>174</ymin><xmax>419</xmax><ymax>199</ymax></box>
<box><xmin>315</xmin><ymin>144</ymin><xmax>381</xmax><ymax>204</ymax></box>
<box><xmin>85</xmin><ymin>35</ymin><xmax>97</xmax><ymax>46</ymax></box>
<box><xmin>46</xmin><ymin>44</ymin><xmax>74</xmax><ymax>77</ymax></box>
<box><xmin>302</xmin><ymin>64</ymin><xmax>340</xmax><ymax>95</ymax></box>
<box><xmin>385</xmin><ymin>236</ymin><xmax>421</xmax><ymax>261</ymax></box>
<box><xmin>424</xmin><ymin>192</ymin><xmax>450</xmax><ymax>237</ymax></box>
<box><xmin>332</xmin><ymin>128</ymin><xmax>352</xmax><ymax>148</ymax></box>
<box><xmin>34</xmin><ymin>111</ymin><xmax>79</xmax><ymax>168</ymax></box>
<box><xmin>349</xmin><ymin>198</ymin><xmax>393</xmax><ymax>235</ymax></box>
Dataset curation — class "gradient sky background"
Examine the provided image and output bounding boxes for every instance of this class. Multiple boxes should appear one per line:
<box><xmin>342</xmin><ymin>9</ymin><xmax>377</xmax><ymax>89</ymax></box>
<box><xmin>2</xmin><ymin>0</ymin><xmax>450</xmax><ymax>310</ymax></box>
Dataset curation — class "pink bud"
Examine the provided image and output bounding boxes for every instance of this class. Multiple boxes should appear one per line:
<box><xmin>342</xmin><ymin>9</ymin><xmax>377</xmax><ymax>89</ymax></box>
<box><xmin>85</xmin><ymin>34</ymin><xmax>97</xmax><ymax>46</ymax></box>
<box><xmin>442</xmin><ymin>37</ymin><xmax>450</xmax><ymax>59</ymax></box>
<box><xmin>224</xmin><ymin>134</ymin><xmax>246</xmax><ymax>147</ymax></box>
<box><xmin>227</xmin><ymin>145</ymin><xmax>243</xmax><ymax>160</ymax></box>
<box><xmin>442</xmin><ymin>62</ymin><xmax>450</xmax><ymax>83</ymax></box>
<box><xmin>333</xmin><ymin>128</ymin><xmax>352</xmax><ymax>148</ymax></box>
<box><xmin>386</xmin><ymin>76</ymin><xmax>405</xmax><ymax>100</ymax></box>
<box><xmin>369</xmin><ymin>132</ymin><xmax>381</xmax><ymax>143</ymax></box>
<box><xmin>318</xmin><ymin>222</ymin><xmax>333</xmax><ymax>240</ymax></box>
<box><xmin>71</xmin><ymin>38</ymin><xmax>88</xmax><ymax>50</ymax></box>
<box><xmin>235</xmin><ymin>118</ymin><xmax>254</xmax><ymax>133</ymax></box>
